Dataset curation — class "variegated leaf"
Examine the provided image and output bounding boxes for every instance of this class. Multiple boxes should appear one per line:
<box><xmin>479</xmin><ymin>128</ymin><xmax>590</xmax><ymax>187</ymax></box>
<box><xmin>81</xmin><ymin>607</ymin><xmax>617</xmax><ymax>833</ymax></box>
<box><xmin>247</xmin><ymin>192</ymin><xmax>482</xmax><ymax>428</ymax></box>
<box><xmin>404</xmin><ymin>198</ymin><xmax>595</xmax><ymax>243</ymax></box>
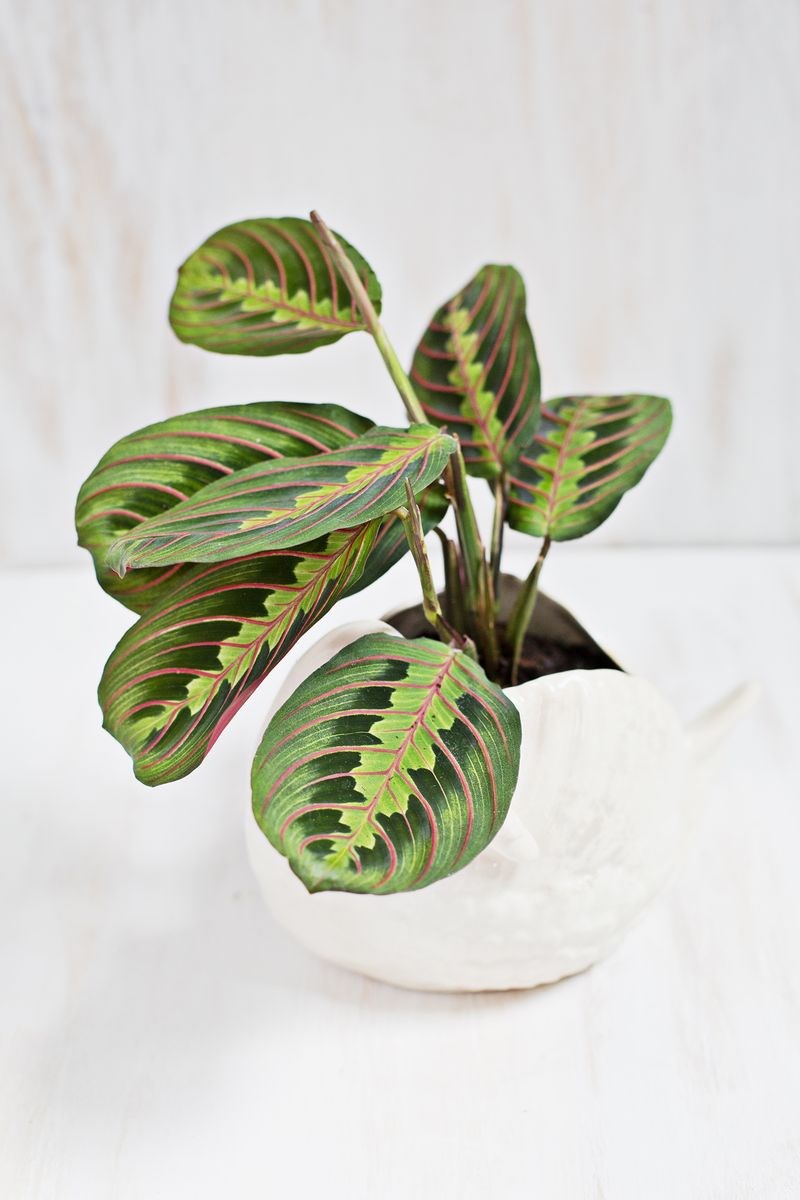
<box><xmin>508</xmin><ymin>394</ymin><xmax>672</xmax><ymax>540</ymax></box>
<box><xmin>169</xmin><ymin>217</ymin><xmax>381</xmax><ymax>356</ymax></box>
<box><xmin>251</xmin><ymin>633</ymin><xmax>522</xmax><ymax>895</ymax></box>
<box><xmin>108</xmin><ymin>425</ymin><xmax>455</xmax><ymax>573</ymax></box>
<box><xmin>76</xmin><ymin>402</ymin><xmax>372</xmax><ymax>613</ymax></box>
<box><xmin>410</xmin><ymin>265</ymin><xmax>540</xmax><ymax>480</ymax></box>
<box><xmin>100</xmin><ymin>524</ymin><xmax>379</xmax><ymax>786</ymax></box>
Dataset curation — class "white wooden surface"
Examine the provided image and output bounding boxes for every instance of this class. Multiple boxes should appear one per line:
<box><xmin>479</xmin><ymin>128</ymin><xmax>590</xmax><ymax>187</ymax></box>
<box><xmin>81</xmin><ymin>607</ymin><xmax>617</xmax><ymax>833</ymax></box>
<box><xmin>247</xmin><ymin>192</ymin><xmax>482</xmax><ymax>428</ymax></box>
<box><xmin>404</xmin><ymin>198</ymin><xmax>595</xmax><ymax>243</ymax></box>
<box><xmin>2</xmin><ymin>0</ymin><xmax>800</xmax><ymax>566</ymax></box>
<box><xmin>1</xmin><ymin>547</ymin><xmax>798</xmax><ymax>1198</ymax></box>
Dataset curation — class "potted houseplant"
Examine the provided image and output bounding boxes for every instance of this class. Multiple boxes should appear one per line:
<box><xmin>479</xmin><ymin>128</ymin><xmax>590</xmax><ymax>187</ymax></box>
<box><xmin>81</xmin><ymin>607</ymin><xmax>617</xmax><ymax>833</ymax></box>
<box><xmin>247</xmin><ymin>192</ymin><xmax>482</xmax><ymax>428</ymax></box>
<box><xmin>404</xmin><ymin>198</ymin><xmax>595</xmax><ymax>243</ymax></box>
<box><xmin>76</xmin><ymin>213</ymin><xmax>750</xmax><ymax>992</ymax></box>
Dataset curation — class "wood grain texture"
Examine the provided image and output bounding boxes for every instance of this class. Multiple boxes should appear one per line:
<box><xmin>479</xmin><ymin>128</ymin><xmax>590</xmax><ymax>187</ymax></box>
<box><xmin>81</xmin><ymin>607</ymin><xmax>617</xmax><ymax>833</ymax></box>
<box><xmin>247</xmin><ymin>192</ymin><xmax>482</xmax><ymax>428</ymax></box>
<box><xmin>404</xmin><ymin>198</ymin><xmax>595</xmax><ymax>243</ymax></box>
<box><xmin>1</xmin><ymin>547</ymin><xmax>799</xmax><ymax>1198</ymax></box>
<box><xmin>1</xmin><ymin>0</ymin><xmax>799</xmax><ymax>565</ymax></box>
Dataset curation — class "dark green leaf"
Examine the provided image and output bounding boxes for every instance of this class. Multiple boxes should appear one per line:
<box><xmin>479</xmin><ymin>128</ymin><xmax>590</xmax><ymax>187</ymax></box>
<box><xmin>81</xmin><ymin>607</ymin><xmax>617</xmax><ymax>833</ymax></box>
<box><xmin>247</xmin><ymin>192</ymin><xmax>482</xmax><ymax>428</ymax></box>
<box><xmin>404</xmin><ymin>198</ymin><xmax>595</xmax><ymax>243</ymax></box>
<box><xmin>100</xmin><ymin>524</ymin><xmax>379</xmax><ymax>786</ymax></box>
<box><xmin>411</xmin><ymin>265</ymin><xmax>540</xmax><ymax>480</ymax></box>
<box><xmin>76</xmin><ymin>402</ymin><xmax>372</xmax><ymax>613</ymax></box>
<box><xmin>169</xmin><ymin>217</ymin><xmax>381</xmax><ymax>356</ymax></box>
<box><xmin>107</xmin><ymin>425</ymin><xmax>455</xmax><ymax>573</ymax></box>
<box><xmin>251</xmin><ymin>633</ymin><xmax>522</xmax><ymax>895</ymax></box>
<box><xmin>508</xmin><ymin>394</ymin><xmax>672</xmax><ymax>540</ymax></box>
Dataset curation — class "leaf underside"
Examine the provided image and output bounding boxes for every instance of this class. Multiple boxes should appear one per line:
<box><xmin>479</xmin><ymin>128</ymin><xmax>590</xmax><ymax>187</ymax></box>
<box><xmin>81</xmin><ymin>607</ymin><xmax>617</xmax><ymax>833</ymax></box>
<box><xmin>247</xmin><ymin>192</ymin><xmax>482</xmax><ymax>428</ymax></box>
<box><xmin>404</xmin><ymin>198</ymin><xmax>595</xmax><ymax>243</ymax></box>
<box><xmin>100</xmin><ymin>524</ymin><xmax>379</xmax><ymax>786</ymax></box>
<box><xmin>107</xmin><ymin>425</ymin><xmax>455</xmax><ymax>573</ymax></box>
<box><xmin>508</xmin><ymin>394</ymin><xmax>672</xmax><ymax>540</ymax></box>
<box><xmin>75</xmin><ymin>402</ymin><xmax>373</xmax><ymax>613</ymax></box>
<box><xmin>169</xmin><ymin>217</ymin><xmax>381</xmax><ymax>356</ymax></box>
<box><xmin>251</xmin><ymin>633</ymin><xmax>522</xmax><ymax>895</ymax></box>
<box><xmin>411</xmin><ymin>265</ymin><xmax>541</xmax><ymax>480</ymax></box>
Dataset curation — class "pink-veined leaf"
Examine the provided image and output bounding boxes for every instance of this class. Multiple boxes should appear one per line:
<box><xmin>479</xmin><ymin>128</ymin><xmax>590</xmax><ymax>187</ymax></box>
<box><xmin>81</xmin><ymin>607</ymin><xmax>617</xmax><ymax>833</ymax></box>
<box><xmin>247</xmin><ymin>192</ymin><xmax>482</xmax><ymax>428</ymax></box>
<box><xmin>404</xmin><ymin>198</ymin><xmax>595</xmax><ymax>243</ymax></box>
<box><xmin>410</xmin><ymin>265</ymin><xmax>540</xmax><ymax>480</ymax></box>
<box><xmin>76</xmin><ymin>402</ymin><xmax>372</xmax><ymax>613</ymax></box>
<box><xmin>251</xmin><ymin>633</ymin><xmax>521</xmax><ymax>895</ymax></box>
<box><xmin>98</xmin><ymin>494</ymin><xmax>449</xmax><ymax>784</ymax></box>
<box><xmin>100</xmin><ymin>524</ymin><xmax>379</xmax><ymax>786</ymax></box>
<box><xmin>107</xmin><ymin>425</ymin><xmax>455</xmax><ymax>574</ymax></box>
<box><xmin>508</xmin><ymin>394</ymin><xmax>672</xmax><ymax>540</ymax></box>
<box><xmin>169</xmin><ymin>217</ymin><xmax>381</xmax><ymax>357</ymax></box>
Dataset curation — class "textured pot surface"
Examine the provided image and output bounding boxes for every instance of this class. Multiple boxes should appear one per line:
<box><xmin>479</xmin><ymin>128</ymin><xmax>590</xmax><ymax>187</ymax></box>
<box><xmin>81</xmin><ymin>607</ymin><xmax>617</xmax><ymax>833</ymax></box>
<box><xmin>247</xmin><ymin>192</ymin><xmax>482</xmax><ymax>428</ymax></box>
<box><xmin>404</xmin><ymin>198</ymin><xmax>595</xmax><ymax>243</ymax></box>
<box><xmin>245</xmin><ymin>594</ymin><xmax>750</xmax><ymax>991</ymax></box>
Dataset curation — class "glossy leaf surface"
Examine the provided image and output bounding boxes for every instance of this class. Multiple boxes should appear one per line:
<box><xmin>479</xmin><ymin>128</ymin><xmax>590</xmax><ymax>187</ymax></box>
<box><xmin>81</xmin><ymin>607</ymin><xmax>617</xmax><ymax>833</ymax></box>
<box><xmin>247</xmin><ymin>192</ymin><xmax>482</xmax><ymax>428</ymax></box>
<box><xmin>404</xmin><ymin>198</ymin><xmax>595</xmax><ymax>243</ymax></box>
<box><xmin>76</xmin><ymin>402</ymin><xmax>372</xmax><ymax>613</ymax></box>
<box><xmin>108</xmin><ymin>425</ymin><xmax>455</xmax><ymax>573</ymax></box>
<box><xmin>508</xmin><ymin>394</ymin><xmax>672</xmax><ymax>540</ymax></box>
<box><xmin>411</xmin><ymin>265</ymin><xmax>540</xmax><ymax>479</ymax></box>
<box><xmin>169</xmin><ymin>217</ymin><xmax>381</xmax><ymax>356</ymax></box>
<box><xmin>251</xmin><ymin>634</ymin><xmax>521</xmax><ymax>894</ymax></box>
<box><xmin>100</xmin><ymin>525</ymin><xmax>378</xmax><ymax>786</ymax></box>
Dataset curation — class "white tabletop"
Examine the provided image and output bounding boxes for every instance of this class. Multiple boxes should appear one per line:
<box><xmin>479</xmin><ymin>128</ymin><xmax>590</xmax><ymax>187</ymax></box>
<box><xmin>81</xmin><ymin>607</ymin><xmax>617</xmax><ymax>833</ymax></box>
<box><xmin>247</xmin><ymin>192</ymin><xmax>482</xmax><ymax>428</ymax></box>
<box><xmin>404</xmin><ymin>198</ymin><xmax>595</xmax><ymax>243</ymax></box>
<box><xmin>2</xmin><ymin>546</ymin><xmax>798</xmax><ymax>1199</ymax></box>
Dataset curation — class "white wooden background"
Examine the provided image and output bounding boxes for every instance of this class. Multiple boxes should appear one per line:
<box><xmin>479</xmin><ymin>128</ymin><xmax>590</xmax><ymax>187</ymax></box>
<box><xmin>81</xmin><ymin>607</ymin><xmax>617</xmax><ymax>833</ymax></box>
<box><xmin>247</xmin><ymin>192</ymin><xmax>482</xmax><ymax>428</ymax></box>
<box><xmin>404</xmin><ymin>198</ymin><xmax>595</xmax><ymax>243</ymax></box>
<box><xmin>2</xmin><ymin>0</ymin><xmax>799</xmax><ymax>566</ymax></box>
<box><xmin>2</xmin><ymin>6</ymin><xmax>800</xmax><ymax>1196</ymax></box>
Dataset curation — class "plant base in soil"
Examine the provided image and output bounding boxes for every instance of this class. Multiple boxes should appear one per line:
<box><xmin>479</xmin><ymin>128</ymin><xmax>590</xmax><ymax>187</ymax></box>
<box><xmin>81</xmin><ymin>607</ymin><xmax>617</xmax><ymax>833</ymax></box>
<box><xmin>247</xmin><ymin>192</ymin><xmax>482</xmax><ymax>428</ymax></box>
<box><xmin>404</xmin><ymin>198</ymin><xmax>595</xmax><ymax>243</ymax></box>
<box><xmin>387</xmin><ymin>574</ymin><xmax>621</xmax><ymax>689</ymax></box>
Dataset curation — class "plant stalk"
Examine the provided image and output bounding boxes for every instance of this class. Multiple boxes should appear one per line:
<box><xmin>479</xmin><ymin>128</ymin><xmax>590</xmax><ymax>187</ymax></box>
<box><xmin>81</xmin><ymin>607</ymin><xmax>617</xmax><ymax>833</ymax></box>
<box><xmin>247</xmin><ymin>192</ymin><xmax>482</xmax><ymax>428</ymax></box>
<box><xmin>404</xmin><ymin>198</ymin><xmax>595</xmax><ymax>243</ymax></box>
<box><xmin>489</xmin><ymin>474</ymin><xmax>508</xmax><ymax>593</ymax></box>
<box><xmin>446</xmin><ymin>444</ymin><xmax>483</xmax><ymax>606</ymax></box>
<box><xmin>311</xmin><ymin>209</ymin><xmax>498</xmax><ymax>665</ymax></box>
<box><xmin>309</xmin><ymin>211</ymin><xmax>427</xmax><ymax>426</ymax></box>
<box><xmin>446</xmin><ymin>445</ymin><xmax>498</xmax><ymax>673</ymax></box>
<box><xmin>398</xmin><ymin>483</ymin><xmax>476</xmax><ymax>658</ymax></box>
<box><xmin>507</xmin><ymin>535</ymin><xmax>552</xmax><ymax>686</ymax></box>
<box><xmin>433</xmin><ymin>527</ymin><xmax>465</xmax><ymax>631</ymax></box>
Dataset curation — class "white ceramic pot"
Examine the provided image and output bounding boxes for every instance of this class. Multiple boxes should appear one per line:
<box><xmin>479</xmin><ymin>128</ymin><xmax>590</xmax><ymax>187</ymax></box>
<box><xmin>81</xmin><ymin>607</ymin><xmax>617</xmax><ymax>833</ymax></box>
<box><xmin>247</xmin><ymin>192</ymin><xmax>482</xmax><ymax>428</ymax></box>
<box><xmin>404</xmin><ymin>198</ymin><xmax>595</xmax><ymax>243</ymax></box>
<box><xmin>246</xmin><ymin>605</ymin><xmax>756</xmax><ymax>993</ymax></box>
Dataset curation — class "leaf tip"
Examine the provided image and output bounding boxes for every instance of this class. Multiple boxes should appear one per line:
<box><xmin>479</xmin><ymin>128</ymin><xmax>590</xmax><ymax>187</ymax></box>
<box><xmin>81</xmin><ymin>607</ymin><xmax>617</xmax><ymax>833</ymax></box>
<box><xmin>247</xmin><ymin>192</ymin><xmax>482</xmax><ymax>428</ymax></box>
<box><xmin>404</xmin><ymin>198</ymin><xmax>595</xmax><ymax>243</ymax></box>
<box><xmin>105</xmin><ymin>538</ymin><xmax>131</xmax><ymax>578</ymax></box>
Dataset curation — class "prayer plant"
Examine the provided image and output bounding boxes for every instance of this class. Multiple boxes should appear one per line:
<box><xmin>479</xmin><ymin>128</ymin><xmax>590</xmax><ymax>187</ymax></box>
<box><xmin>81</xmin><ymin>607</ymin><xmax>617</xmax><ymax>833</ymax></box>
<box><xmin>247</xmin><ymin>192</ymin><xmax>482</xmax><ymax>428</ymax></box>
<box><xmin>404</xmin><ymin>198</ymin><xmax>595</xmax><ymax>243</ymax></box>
<box><xmin>76</xmin><ymin>213</ymin><xmax>671</xmax><ymax>895</ymax></box>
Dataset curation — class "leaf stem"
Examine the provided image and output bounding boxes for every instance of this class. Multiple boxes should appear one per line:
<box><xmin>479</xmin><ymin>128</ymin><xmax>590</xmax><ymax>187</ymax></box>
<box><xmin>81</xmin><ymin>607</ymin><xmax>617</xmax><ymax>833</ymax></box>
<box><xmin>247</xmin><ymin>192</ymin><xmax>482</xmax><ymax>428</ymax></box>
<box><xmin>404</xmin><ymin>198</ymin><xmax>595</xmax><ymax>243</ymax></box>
<box><xmin>446</xmin><ymin>445</ymin><xmax>498</xmax><ymax>673</ymax></box>
<box><xmin>310</xmin><ymin>211</ymin><xmax>427</xmax><ymax>426</ymax></box>
<box><xmin>446</xmin><ymin>444</ymin><xmax>482</xmax><ymax>606</ymax></box>
<box><xmin>433</xmin><ymin>527</ymin><xmax>465</xmax><ymax>630</ymax></box>
<box><xmin>507</xmin><ymin>535</ymin><xmax>552</xmax><ymax>686</ymax></box>
<box><xmin>490</xmin><ymin>474</ymin><xmax>508</xmax><ymax>593</ymax></box>
<box><xmin>398</xmin><ymin>483</ymin><xmax>476</xmax><ymax>658</ymax></box>
<box><xmin>311</xmin><ymin>209</ymin><xmax>496</xmax><ymax>668</ymax></box>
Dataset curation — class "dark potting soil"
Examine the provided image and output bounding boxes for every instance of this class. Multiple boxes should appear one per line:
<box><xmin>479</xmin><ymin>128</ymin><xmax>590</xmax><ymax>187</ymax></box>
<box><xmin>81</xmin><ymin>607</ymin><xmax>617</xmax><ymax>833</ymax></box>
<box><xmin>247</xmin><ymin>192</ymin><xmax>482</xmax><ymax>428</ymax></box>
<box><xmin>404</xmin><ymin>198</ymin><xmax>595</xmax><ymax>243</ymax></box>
<box><xmin>387</xmin><ymin>583</ymin><xmax>622</xmax><ymax>689</ymax></box>
<box><xmin>494</xmin><ymin>631</ymin><xmax>622</xmax><ymax>688</ymax></box>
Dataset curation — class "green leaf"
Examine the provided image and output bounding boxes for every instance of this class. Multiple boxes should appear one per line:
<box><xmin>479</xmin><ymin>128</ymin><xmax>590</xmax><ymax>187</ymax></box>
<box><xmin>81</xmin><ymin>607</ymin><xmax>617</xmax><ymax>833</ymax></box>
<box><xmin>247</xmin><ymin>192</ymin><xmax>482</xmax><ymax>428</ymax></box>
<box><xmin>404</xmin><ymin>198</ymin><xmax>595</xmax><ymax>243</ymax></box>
<box><xmin>508</xmin><ymin>394</ymin><xmax>672</xmax><ymax>540</ymax></box>
<box><xmin>169</xmin><ymin>217</ymin><xmax>381</xmax><ymax>356</ymax></box>
<box><xmin>251</xmin><ymin>633</ymin><xmax>522</xmax><ymax>895</ymax></box>
<box><xmin>107</xmin><ymin>425</ymin><xmax>455</xmax><ymax>574</ymax></box>
<box><xmin>76</xmin><ymin>402</ymin><xmax>373</xmax><ymax>613</ymax></box>
<box><xmin>410</xmin><ymin>265</ymin><xmax>541</xmax><ymax>480</ymax></box>
<box><xmin>100</xmin><ymin>524</ymin><xmax>379</xmax><ymax>786</ymax></box>
<box><xmin>97</xmin><ymin>491</ymin><xmax>449</xmax><ymax>786</ymax></box>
